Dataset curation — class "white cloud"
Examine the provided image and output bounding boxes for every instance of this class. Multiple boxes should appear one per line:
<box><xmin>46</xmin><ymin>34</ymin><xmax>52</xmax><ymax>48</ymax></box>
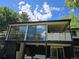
<box><xmin>34</xmin><ymin>2</ymin><xmax>52</xmax><ymax>21</ymax></box>
<box><xmin>19</xmin><ymin>1</ymin><xmax>52</xmax><ymax>21</ymax></box>
<box><xmin>19</xmin><ymin>1</ymin><xmax>25</xmax><ymax>5</ymax></box>
<box><xmin>19</xmin><ymin>1</ymin><xmax>37</xmax><ymax>21</ymax></box>
<box><xmin>68</xmin><ymin>9</ymin><xmax>75</xmax><ymax>14</ymax></box>
<box><xmin>71</xmin><ymin>9</ymin><xmax>75</xmax><ymax>12</ymax></box>
<box><xmin>43</xmin><ymin>2</ymin><xmax>52</xmax><ymax>13</ymax></box>
<box><xmin>19</xmin><ymin>11</ymin><xmax>22</xmax><ymax>14</ymax></box>
<box><xmin>40</xmin><ymin>9</ymin><xmax>43</xmax><ymax>13</ymax></box>
<box><xmin>51</xmin><ymin>7</ymin><xmax>61</xmax><ymax>11</ymax></box>
<box><xmin>74</xmin><ymin>0</ymin><xmax>76</xmax><ymax>2</ymax></box>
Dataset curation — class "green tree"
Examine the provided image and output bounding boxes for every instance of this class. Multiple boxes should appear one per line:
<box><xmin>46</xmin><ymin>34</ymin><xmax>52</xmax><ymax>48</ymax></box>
<box><xmin>62</xmin><ymin>13</ymin><xmax>79</xmax><ymax>28</ymax></box>
<box><xmin>65</xmin><ymin>0</ymin><xmax>79</xmax><ymax>8</ymax></box>
<box><xmin>0</xmin><ymin>7</ymin><xmax>20</xmax><ymax>31</ymax></box>
<box><xmin>0</xmin><ymin>7</ymin><xmax>29</xmax><ymax>59</ymax></box>
<box><xmin>65</xmin><ymin>0</ymin><xmax>79</xmax><ymax>28</ymax></box>
<box><xmin>0</xmin><ymin>7</ymin><xmax>29</xmax><ymax>31</ymax></box>
<box><xmin>19</xmin><ymin>12</ymin><xmax>29</xmax><ymax>22</ymax></box>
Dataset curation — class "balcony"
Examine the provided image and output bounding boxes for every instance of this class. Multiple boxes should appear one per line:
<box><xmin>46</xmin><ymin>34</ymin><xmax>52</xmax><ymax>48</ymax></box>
<box><xmin>7</xmin><ymin>27</ymin><xmax>72</xmax><ymax>42</ymax></box>
<box><xmin>7</xmin><ymin>26</ymin><xmax>46</xmax><ymax>41</ymax></box>
<box><xmin>6</xmin><ymin>19</ymin><xmax>71</xmax><ymax>42</ymax></box>
<box><xmin>47</xmin><ymin>32</ymin><xmax>71</xmax><ymax>41</ymax></box>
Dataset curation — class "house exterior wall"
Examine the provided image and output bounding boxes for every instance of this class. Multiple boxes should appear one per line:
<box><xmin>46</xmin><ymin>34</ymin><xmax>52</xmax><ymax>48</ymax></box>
<box><xmin>72</xmin><ymin>30</ymin><xmax>79</xmax><ymax>59</ymax></box>
<box><xmin>76</xmin><ymin>31</ymin><xmax>79</xmax><ymax>38</ymax></box>
<box><xmin>72</xmin><ymin>30</ymin><xmax>79</xmax><ymax>39</ymax></box>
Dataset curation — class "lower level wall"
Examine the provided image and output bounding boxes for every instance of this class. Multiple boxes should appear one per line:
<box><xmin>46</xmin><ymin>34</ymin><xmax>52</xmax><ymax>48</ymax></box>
<box><xmin>64</xmin><ymin>46</ymin><xmax>74</xmax><ymax>59</ymax></box>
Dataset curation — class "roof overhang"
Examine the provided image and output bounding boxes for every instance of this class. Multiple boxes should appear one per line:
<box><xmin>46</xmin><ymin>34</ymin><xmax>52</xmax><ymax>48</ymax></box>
<box><xmin>9</xmin><ymin>19</ymin><xmax>71</xmax><ymax>32</ymax></box>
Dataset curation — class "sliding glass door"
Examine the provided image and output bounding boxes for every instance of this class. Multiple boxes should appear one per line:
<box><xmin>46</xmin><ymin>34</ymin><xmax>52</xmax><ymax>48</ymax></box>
<box><xmin>52</xmin><ymin>48</ymin><xmax>58</xmax><ymax>59</ymax></box>
<box><xmin>51</xmin><ymin>47</ymin><xmax>64</xmax><ymax>59</ymax></box>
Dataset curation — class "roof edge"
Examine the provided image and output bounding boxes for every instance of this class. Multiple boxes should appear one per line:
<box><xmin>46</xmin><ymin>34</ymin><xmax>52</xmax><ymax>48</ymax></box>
<box><xmin>9</xmin><ymin>19</ymin><xmax>71</xmax><ymax>24</ymax></box>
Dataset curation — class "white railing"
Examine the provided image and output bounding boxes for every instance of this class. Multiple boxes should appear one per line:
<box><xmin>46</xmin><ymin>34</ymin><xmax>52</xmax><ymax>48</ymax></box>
<box><xmin>47</xmin><ymin>32</ymin><xmax>71</xmax><ymax>41</ymax></box>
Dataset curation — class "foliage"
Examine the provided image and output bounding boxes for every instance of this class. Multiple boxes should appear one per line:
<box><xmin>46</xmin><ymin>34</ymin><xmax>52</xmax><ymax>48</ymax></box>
<box><xmin>19</xmin><ymin>12</ymin><xmax>29</xmax><ymax>22</ymax></box>
<box><xmin>0</xmin><ymin>7</ymin><xmax>20</xmax><ymax>31</ymax></box>
<box><xmin>62</xmin><ymin>13</ymin><xmax>79</xmax><ymax>28</ymax></box>
<box><xmin>66</xmin><ymin>0</ymin><xmax>79</xmax><ymax>8</ymax></box>
<box><xmin>35</xmin><ymin>33</ymin><xmax>42</xmax><ymax>39</ymax></box>
<box><xmin>0</xmin><ymin>7</ymin><xmax>29</xmax><ymax>31</ymax></box>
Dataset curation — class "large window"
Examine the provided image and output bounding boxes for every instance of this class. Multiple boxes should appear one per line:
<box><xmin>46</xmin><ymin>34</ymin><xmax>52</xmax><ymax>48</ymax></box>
<box><xmin>7</xmin><ymin>25</ymin><xmax>47</xmax><ymax>41</ymax></box>
<box><xmin>8</xmin><ymin>26</ymin><xmax>27</xmax><ymax>41</ymax></box>
<box><xmin>26</xmin><ymin>25</ymin><xmax>47</xmax><ymax>41</ymax></box>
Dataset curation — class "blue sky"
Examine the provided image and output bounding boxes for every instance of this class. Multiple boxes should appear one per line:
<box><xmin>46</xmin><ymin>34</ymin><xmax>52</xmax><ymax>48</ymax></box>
<box><xmin>0</xmin><ymin>0</ymin><xmax>79</xmax><ymax>21</ymax></box>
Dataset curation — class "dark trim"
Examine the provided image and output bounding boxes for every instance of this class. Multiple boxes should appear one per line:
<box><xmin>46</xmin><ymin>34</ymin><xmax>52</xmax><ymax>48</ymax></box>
<box><xmin>9</xmin><ymin>19</ymin><xmax>71</xmax><ymax>24</ymax></box>
<box><xmin>63</xmin><ymin>20</ymin><xmax>71</xmax><ymax>32</ymax></box>
<box><xmin>47</xmin><ymin>41</ymin><xmax>72</xmax><ymax>44</ymax></box>
<box><xmin>68</xmin><ymin>28</ymin><xmax>79</xmax><ymax>31</ymax></box>
<box><xmin>73</xmin><ymin>38</ymin><xmax>79</xmax><ymax>40</ymax></box>
<box><xmin>4</xmin><ymin>40</ymin><xmax>72</xmax><ymax>44</ymax></box>
<box><xmin>73</xmin><ymin>39</ymin><xmax>79</xmax><ymax>46</ymax></box>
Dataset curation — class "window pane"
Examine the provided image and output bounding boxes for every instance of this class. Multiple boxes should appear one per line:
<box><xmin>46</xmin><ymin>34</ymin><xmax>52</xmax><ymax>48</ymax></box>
<box><xmin>8</xmin><ymin>25</ymin><xmax>47</xmax><ymax>41</ymax></box>
<box><xmin>26</xmin><ymin>25</ymin><xmax>46</xmax><ymax>41</ymax></box>
<box><xmin>8</xmin><ymin>26</ymin><xmax>27</xmax><ymax>41</ymax></box>
<box><xmin>26</xmin><ymin>26</ymin><xmax>36</xmax><ymax>41</ymax></box>
<box><xmin>36</xmin><ymin>25</ymin><xmax>46</xmax><ymax>41</ymax></box>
